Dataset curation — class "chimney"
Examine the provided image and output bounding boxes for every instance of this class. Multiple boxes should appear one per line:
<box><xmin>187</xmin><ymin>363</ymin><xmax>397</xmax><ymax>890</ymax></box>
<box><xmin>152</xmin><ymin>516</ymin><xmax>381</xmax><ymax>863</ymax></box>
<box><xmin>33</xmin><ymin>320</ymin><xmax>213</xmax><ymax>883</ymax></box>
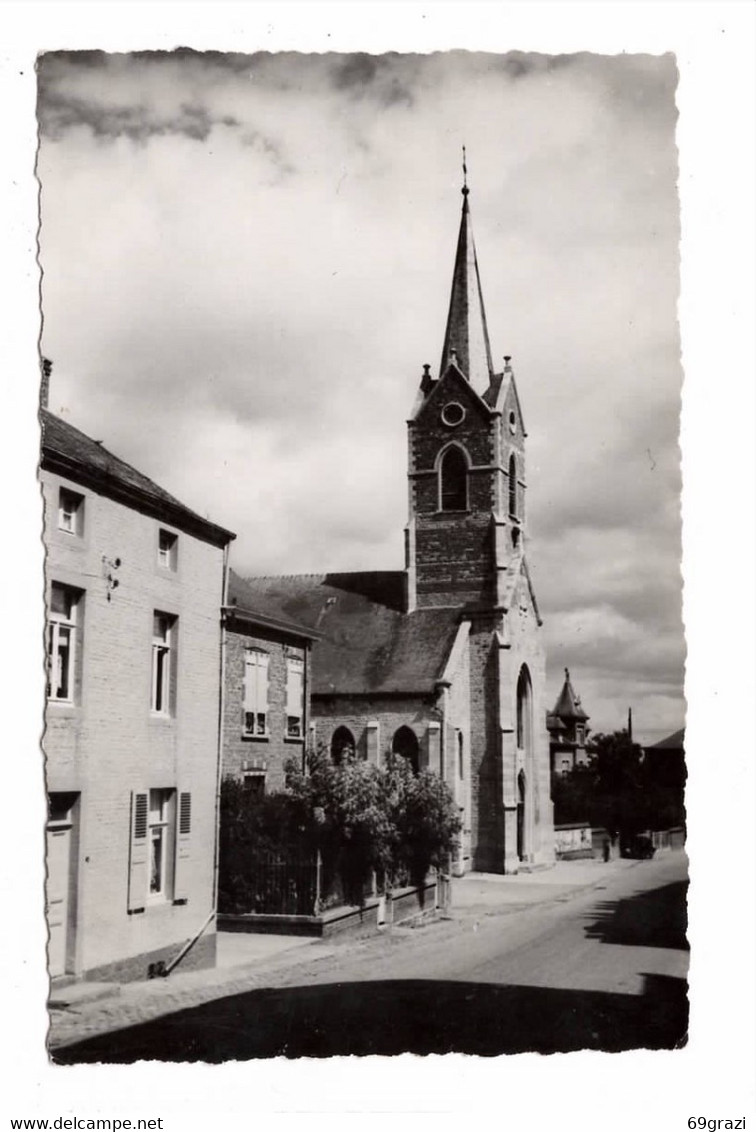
<box><xmin>40</xmin><ymin>357</ymin><xmax>52</xmax><ymax>410</ymax></box>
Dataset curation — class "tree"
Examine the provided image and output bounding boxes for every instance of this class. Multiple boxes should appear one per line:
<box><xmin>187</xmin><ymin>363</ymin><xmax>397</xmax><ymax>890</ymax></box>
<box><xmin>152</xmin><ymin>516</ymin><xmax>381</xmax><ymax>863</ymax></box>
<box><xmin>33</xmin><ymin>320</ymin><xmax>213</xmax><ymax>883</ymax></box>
<box><xmin>285</xmin><ymin>746</ymin><xmax>461</xmax><ymax>901</ymax></box>
<box><xmin>589</xmin><ymin>730</ymin><xmax>647</xmax><ymax>841</ymax></box>
<box><xmin>552</xmin><ymin>730</ymin><xmax>654</xmax><ymax>842</ymax></box>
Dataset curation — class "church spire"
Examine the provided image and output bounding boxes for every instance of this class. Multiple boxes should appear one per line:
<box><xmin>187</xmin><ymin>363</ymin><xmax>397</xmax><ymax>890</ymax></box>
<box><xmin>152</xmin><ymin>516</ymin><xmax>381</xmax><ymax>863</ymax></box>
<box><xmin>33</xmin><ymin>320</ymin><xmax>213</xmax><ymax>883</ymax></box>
<box><xmin>439</xmin><ymin>155</ymin><xmax>494</xmax><ymax>395</ymax></box>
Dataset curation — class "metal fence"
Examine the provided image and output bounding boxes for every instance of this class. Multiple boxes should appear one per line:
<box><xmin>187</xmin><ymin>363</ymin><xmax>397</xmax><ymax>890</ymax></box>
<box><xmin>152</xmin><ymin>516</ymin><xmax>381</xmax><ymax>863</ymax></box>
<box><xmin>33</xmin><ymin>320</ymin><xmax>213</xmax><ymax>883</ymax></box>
<box><xmin>242</xmin><ymin>850</ymin><xmax>320</xmax><ymax>916</ymax></box>
<box><xmin>226</xmin><ymin>850</ymin><xmax>436</xmax><ymax>917</ymax></box>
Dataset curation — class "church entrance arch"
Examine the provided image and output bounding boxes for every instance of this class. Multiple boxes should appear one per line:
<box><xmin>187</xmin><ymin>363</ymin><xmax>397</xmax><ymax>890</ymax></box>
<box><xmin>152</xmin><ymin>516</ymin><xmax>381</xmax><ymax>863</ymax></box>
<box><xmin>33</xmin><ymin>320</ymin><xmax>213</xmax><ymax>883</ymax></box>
<box><xmin>392</xmin><ymin>726</ymin><xmax>420</xmax><ymax>775</ymax></box>
<box><xmin>516</xmin><ymin>665</ymin><xmax>533</xmax><ymax>862</ymax></box>
<box><xmin>331</xmin><ymin>726</ymin><xmax>356</xmax><ymax>765</ymax></box>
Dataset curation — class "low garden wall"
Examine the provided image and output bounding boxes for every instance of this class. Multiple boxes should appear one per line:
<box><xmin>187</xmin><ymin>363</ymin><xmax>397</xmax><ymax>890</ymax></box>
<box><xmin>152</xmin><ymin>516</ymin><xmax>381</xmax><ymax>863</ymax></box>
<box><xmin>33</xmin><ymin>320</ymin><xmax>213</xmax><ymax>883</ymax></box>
<box><xmin>554</xmin><ymin>822</ymin><xmax>594</xmax><ymax>860</ymax></box>
<box><xmin>218</xmin><ymin>878</ymin><xmax>441</xmax><ymax>938</ymax></box>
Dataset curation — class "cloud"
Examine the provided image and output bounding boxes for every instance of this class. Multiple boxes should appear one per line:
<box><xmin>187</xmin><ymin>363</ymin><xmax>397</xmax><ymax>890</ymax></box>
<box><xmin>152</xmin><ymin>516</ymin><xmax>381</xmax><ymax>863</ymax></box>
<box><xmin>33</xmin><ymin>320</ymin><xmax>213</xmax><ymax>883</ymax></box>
<box><xmin>36</xmin><ymin>50</ymin><xmax>684</xmax><ymax>744</ymax></box>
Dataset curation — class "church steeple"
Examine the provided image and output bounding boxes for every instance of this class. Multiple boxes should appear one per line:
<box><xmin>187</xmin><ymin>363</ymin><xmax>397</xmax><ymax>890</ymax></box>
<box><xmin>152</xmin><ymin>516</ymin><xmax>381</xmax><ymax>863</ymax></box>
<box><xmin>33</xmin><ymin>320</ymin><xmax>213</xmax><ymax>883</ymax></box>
<box><xmin>406</xmin><ymin>172</ymin><xmax>534</xmax><ymax>615</ymax></box>
<box><xmin>439</xmin><ymin>159</ymin><xmax>494</xmax><ymax>395</ymax></box>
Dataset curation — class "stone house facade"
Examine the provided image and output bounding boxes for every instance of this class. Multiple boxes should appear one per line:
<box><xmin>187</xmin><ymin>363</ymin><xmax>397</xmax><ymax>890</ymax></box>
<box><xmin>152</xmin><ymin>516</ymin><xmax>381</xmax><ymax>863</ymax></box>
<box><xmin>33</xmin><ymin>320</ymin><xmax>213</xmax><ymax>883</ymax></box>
<box><xmin>221</xmin><ymin>569</ymin><xmax>317</xmax><ymax>794</ymax></box>
<box><xmin>41</xmin><ymin>409</ymin><xmax>235</xmax><ymax>983</ymax></box>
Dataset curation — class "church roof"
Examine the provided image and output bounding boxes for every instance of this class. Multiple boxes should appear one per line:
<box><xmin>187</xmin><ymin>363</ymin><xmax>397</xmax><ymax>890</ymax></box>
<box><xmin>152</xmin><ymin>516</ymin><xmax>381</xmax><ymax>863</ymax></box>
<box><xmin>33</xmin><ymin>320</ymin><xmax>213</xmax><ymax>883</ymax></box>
<box><xmin>551</xmin><ymin>668</ymin><xmax>589</xmax><ymax>722</ymax></box>
<box><xmin>439</xmin><ymin>184</ymin><xmax>494</xmax><ymax>395</ymax></box>
<box><xmin>645</xmin><ymin>728</ymin><xmax>685</xmax><ymax>751</ymax></box>
<box><xmin>235</xmin><ymin>571</ymin><xmax>461</xmax><ymax>696</ymax></box>
<box><xmin>40</xmin><ymin>408</ymin><xmax>235</xmax><ymax>548</ymax></box>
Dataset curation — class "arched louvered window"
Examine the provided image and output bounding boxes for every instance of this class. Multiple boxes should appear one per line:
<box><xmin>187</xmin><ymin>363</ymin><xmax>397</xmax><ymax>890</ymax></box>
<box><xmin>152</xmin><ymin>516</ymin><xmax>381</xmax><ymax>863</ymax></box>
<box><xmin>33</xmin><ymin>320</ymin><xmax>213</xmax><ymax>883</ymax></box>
<box><xmin>440</xmin><ymin>447</ymin><xmax>468</xmax><ymax>512</ymax></box>
<box><xmin>508</xmin><ymin>453</ymin><xmax>517</xmax><ymax>518</ymax></box>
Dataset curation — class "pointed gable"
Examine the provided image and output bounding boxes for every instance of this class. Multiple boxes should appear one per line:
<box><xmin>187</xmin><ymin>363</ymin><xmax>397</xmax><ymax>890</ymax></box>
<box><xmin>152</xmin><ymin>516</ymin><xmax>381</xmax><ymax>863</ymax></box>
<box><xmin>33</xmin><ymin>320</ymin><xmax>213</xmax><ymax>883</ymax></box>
<box><xmin>439</xmin><ymin>187</ymin><xmax>494</xmax><ymax>396</ymax></box>
<box><xmin>411</xmin><ymin>358</ymin><xmax>494</xmax><ymax>428</ymax></box>
<box><xmin>498</xmin><ymin>553</ymin><xmax>543</xmax><ymax>627</ymax></box>
<box><xmin>486</xmin><ymin>359</ymin><xmax>528</xmax><ymax>438</ymax></box>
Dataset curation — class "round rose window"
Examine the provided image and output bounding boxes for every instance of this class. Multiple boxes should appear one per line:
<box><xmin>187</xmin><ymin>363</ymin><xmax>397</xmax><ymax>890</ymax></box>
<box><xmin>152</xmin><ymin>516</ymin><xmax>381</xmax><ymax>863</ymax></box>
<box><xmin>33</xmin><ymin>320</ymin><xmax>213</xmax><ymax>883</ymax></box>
<box><xmin>441</xmin><ymin>401</ymin><xmax>466</xmax><ymax>427</ymax></box>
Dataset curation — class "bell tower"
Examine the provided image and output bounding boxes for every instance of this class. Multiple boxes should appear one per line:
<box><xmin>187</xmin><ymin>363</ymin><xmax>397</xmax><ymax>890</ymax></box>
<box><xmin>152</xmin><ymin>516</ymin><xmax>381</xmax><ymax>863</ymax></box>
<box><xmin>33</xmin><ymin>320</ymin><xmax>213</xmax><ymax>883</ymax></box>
<box><xmin>402</xmin><ymin>165</ymin><xmax>552</xmax><ymax>874</ymax></box>
<box><xmin>405</xmin><ymin>177</ymin><xmax>528</xmax><ymax>613</ymax></box>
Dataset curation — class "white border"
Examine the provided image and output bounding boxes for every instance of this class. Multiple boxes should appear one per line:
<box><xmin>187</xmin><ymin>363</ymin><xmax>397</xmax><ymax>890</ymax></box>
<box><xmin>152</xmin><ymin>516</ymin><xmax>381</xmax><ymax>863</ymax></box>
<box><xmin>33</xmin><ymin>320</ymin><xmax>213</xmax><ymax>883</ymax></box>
<box><xmin>2</xmin><ymin>3</ymin><xmax>754</xmax><ymax>1129</ymax></box>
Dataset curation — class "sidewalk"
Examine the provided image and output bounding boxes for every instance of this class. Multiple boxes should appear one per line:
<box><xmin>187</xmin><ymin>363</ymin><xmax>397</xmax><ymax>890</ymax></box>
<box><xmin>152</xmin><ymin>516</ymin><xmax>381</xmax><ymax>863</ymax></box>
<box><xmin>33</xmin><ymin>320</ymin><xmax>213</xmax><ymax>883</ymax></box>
<box><xmin>48</xmin><ymin>932</ymin><xmax>333</xmax><ymax>1051</ymax></box>
<box><xmin>452</xmin><ymin>857</ymin><xmax>640</xmax><ymax>910</ymax></box>
<box><xmin>47</xmin><ymin>857</ymin><xmax>640</xmax><ymax>1053</ymax></box>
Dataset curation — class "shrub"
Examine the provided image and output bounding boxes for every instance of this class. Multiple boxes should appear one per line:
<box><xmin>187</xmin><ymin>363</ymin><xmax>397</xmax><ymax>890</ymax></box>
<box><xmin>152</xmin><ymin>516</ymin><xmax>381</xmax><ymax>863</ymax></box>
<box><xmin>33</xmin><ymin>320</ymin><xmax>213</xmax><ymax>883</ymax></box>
<box><xmin>218</xmin><ymin>748</ymin><xmax>462</xmax><ymax>914</ymax></box>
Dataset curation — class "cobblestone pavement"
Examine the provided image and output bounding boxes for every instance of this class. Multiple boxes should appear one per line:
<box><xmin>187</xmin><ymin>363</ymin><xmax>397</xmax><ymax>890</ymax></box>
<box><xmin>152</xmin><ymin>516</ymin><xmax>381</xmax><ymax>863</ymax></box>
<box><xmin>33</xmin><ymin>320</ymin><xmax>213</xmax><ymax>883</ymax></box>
<box><xmin>46</xmin><ymin>856</ymin><xmax>659</xmax><ymax>1052</ymax></box>
<box><xmin>48</xmin><ymin>937</ymin><xmax>341</xmax><ymax>1050</ymax></box>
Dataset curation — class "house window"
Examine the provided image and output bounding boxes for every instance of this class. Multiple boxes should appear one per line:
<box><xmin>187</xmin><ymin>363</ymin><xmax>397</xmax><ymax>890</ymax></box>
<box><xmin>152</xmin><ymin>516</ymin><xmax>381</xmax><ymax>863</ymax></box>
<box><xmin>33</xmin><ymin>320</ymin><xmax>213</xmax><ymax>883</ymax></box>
<box><xmin>243</xmin><ymin>773</ymin><xmax>266</xmax><ymax>800</ymax></box>
<box><xmin>58</xmin><ymin>488</ymin><xmax>84</xmax><ymax>536</ymax></box>
<box><xmin>286</xmin><ymin>656</ymin><xmax>305</xmax><ymax>737</ymax></box>
<box><xmin>243</xmin><ymin>649</ymin><xmax>270</xmax><ymax>737</ymax></box>
<box><xmin>508</xmin><ymin>454</ymin><xmax>518</xmax><ymax>518</ymax></box>
<box><xmin>128</xmin><ymin>788</ymin><xmax>191</xmax><ymax>912</ymax></box>
<box><xmin>158</xmin><ymin>529</ymin><xmax>178</xmax><ymax>571</ymax></box>
<box><xmin>440</xmin><ymin>447</ymin><xmax>468</xmax><ymax>512</ymax></box>
<box><xmin>151</xmin><ymin>612</ymin><xmax>176</xmax><ymax>715</ymax></box>
<box><xmin>47</xmin><ymin>583</ymin><xmax>80</xmax><ymax>702</ymax></box>
<box><xmin>148</xmin><ymin>789</ymin><xmax>175</xmax><ymax>901</ymax></box>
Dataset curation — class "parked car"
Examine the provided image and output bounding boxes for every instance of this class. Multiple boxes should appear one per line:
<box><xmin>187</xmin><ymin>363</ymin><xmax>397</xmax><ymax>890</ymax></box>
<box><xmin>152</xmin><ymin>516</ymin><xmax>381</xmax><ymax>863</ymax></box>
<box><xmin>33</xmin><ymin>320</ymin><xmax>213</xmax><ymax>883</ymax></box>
<box><xmin>622</xmin><ymin>834</ymin><xmax>656</xmax><ymax>859</ymax></box>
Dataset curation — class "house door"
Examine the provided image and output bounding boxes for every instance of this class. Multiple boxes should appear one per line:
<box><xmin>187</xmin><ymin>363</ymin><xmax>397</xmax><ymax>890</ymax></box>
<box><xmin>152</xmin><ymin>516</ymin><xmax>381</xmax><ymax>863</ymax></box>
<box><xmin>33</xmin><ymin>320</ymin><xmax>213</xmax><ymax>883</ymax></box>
<box><xmin>46</xmin><ymin>823</ymin><xmax>72</xmax><ymax>977</ymax></box>
<box><xmin>46</xmin><ymin>793</ymin><xmax>78</xmax><ymax>978</ymax></box>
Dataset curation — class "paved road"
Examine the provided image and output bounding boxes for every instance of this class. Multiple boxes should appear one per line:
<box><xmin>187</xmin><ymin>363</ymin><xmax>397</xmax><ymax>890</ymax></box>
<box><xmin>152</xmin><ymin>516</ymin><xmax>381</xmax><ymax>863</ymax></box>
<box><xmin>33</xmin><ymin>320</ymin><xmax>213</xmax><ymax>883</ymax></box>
<box><xmin>52</xmin><ymin>853</ymin><xmax>689</xmax><ymax>1061</ymax></box>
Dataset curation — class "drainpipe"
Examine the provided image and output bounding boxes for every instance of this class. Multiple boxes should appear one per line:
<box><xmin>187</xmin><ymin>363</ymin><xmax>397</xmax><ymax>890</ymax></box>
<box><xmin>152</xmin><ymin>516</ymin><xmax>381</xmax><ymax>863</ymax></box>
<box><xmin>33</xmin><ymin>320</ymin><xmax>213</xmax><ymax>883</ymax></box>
<box><xmin>436</xmin><ymin>681</ymin><xmax>453</xmax><ymax>905</ymax></box>
<box><xmin>213</xmin><ymin>544</ymin><xmax>231</xmax><ymax>912</ymax></box>
<box><xmin>159</xmin><ymin>908</ymin><xmax>216</xmax><ymax>977</ymax></box>
<box><xmin>302</xmin><ymin>640</ymin><xmax>310</xmax><ymax>772</ymax></box>
<box><xmin>154</xmin><ymin>542</ymin><xmax>231</xmax><ymax>981</ymax></box>
<box><xmin>435</xmin><ymin>680</ymin><xmax>451</xmax><ymax>781</ymax></box>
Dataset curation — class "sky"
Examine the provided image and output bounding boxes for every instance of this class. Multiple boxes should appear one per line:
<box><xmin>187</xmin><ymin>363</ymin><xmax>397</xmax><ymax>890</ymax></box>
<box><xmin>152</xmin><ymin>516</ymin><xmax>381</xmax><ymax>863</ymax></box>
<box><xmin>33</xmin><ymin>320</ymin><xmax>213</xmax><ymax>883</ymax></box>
<box><xmin>36</xmin><ymin>48</ymin><xmax>684</xmax><ymax>744</ymax></box>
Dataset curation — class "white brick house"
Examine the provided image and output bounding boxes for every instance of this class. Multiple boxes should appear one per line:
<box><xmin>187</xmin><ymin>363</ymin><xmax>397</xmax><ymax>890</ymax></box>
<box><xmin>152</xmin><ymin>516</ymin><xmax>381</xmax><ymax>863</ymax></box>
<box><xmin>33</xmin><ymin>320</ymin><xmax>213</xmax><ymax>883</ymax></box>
<box><xmin>41</xmin><ymin>409</ymin><xmax>235</xmax><ymax>983</ymax></box>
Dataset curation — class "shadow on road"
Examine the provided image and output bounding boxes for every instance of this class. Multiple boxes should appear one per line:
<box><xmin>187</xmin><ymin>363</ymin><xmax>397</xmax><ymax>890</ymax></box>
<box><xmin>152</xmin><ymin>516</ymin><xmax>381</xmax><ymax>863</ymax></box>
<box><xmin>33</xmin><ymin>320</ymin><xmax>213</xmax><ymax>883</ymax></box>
<box><xmin>583</xmin><ymin>880</ymin><xmax>689</xmax><ymax>951</ymax></box>
<box><xmin>52</xmin><ymin>973</ymin><xmax>688</xmax><ymax>1063</ymax></box>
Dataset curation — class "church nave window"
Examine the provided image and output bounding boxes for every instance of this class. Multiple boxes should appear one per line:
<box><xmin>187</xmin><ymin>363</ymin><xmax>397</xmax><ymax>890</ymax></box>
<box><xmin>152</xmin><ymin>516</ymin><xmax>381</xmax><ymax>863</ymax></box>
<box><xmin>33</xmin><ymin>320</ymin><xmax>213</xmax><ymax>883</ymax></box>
<box><xmin>331</xmin><ymin>726</ymin><xmax>356</xmax><ymax>765</ymax></box>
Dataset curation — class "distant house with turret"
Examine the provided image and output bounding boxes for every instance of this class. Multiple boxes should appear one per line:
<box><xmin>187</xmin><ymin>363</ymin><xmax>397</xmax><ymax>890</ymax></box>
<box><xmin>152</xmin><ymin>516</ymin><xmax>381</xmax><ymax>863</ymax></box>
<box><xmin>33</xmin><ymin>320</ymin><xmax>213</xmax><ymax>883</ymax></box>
<box><xmin>547</xmin><ymin>669</ymin><xmax>590</xmax><ymax>777</ymax></box>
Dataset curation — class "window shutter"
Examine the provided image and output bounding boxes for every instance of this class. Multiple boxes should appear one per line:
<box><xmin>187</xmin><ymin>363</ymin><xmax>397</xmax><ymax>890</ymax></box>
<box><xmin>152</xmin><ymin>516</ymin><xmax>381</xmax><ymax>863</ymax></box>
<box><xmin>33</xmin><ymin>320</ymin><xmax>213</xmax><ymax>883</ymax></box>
<box><xmin>286</xmin><ymin>658</ymin><xmax>304</xmax><ymax>717</ymax></box>
<box><xmin>259</xmin><ymin>654</ymin><xmax>269</xmax><ymax>715</ymax></box>
<box><xmin>243</xmin><ymin>655</ymin><xmax>251</xmax><ymax>710</ymax></box>
<box><xmin>173</xmin><ymin>791</ymin><xmax>192</xmax><ymax>904</ymax></box>
<box><xmin>127</xmin><ymin>791</ymin><xmax>149</xmax><ymax>913</ymax></box>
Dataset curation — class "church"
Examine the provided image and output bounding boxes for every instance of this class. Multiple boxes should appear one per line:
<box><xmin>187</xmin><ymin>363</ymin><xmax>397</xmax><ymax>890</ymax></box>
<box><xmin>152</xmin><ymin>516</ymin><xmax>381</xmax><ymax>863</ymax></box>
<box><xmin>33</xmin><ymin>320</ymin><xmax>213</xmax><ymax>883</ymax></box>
<box><xmin>233</xmin><ymin>179</ymin><xmax>554</xmax><ymax>875</ymax></box>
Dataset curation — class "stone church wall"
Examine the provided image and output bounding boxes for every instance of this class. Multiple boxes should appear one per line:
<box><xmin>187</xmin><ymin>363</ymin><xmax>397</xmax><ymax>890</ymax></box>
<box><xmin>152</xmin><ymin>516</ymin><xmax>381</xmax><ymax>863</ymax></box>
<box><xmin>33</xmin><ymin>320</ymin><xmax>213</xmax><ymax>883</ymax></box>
<box><xmin>310</xmin><ymin>696</ymin><xmax>441</xmax><ymax>769</ymax></box>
